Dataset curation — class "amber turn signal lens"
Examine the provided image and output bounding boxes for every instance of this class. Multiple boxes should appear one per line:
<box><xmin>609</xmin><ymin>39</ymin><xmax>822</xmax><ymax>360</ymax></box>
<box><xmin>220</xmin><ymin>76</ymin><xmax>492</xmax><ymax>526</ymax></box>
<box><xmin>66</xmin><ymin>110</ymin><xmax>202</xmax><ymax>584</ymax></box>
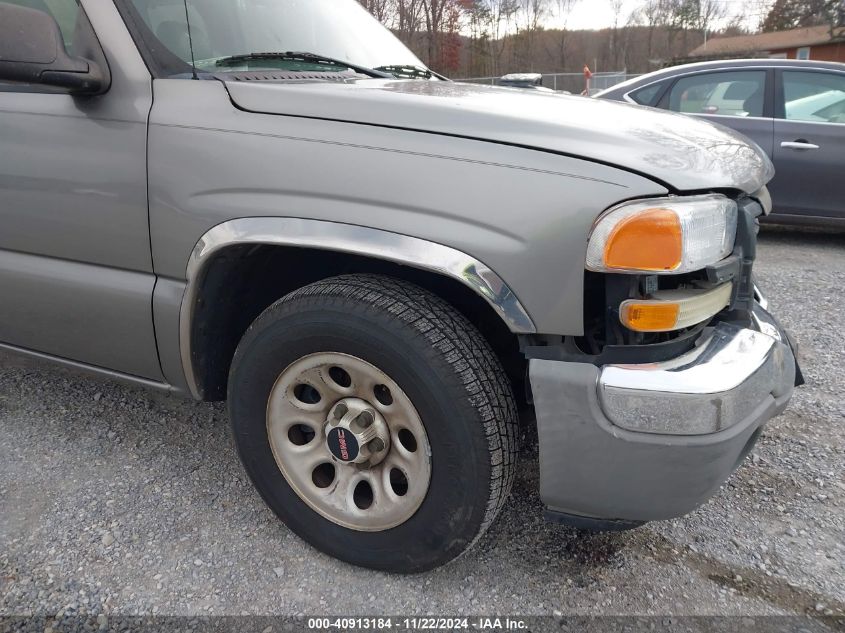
<box><xmin>619</xmin><ymin>283</ymin><xmax>733</xmax><ymax>333</ymax></box>
<box><xmin>620</xmin><ymin>302</ymin><xmax>680</xmax><ymax>332</ymax></box>
<box><xmin>604</xmin><ymin>208</ymin><xmax>682</xmax><ymax>272</ymax></box>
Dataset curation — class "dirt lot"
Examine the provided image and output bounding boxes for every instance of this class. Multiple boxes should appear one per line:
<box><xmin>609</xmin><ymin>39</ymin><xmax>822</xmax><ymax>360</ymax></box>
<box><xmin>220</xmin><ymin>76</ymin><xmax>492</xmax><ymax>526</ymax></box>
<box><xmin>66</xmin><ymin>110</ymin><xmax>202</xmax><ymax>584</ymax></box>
<box><xmin>1</xmin><ymin>228</ymin><xmax>843</xmax><ymax>619</ymax></box>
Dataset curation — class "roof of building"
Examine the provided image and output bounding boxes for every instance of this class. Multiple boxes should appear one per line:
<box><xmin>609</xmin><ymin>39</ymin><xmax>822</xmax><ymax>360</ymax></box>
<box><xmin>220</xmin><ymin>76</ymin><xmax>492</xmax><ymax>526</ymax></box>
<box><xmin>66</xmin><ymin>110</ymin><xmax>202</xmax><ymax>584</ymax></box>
<box><xmin>689</xmin><ymin>25</ymin><xmax>842</xmax><ymax>57</ymax></box>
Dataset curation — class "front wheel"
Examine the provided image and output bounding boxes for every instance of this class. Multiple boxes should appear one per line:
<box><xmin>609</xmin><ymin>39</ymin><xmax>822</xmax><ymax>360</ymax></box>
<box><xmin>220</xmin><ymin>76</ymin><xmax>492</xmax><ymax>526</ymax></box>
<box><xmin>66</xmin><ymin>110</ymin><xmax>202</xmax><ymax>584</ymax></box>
<box><xmin>228</xmin><ymin>274</ymin><xmax>518</xmax><ymax>572</ymax></box>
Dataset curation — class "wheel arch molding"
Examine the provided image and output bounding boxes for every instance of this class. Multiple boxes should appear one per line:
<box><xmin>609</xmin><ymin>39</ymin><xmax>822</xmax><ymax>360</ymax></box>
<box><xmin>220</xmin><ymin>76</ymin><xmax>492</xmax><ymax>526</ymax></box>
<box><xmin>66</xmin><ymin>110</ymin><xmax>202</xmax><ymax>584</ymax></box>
<box><xmin>179</xmin><ymin>217</ymin><xmax>536</xmax><ymax>400</ymax></box>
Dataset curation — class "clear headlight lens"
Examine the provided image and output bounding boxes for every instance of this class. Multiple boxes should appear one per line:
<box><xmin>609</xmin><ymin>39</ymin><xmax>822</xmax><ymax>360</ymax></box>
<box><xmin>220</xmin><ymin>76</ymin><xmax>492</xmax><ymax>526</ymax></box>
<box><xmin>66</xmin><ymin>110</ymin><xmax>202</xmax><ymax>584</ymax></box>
<box><xmin>586</xmin><ymin>194</ymin><xmax>738</xmax><ymax>274</ymax></box>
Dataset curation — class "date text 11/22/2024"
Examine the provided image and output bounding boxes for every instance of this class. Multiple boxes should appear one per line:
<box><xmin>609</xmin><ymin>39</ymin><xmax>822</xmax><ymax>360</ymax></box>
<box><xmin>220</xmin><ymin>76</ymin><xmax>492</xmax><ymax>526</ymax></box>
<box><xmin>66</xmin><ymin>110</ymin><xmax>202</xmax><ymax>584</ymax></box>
<box><xmin>307</xmin><ymin>617</ymin><xmax>528</xmax><ymax>630</ymax></box>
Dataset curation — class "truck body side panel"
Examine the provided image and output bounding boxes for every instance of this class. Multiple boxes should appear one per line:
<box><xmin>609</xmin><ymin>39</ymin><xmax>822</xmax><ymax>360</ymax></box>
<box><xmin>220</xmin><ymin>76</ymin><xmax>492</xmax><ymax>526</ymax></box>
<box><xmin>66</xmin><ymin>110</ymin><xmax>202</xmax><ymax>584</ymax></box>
<box><xmin>147</xmin><ymin>80</ymin><xmax>668</xmax><ymax>338</ymax></box>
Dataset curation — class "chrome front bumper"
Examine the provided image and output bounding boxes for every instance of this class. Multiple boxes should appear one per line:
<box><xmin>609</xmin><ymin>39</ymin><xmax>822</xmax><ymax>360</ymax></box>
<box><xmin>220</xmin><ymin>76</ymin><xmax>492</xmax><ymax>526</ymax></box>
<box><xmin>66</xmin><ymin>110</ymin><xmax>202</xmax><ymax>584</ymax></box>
<box><xmin>529</xmin><ymin>304</ymin><xmax>797</xmax><ymax>523</ymax></box>
<box><xmin>599</xmin><ymin>319</ymin><xmax>795</xmax><ymax>435</ymax></box>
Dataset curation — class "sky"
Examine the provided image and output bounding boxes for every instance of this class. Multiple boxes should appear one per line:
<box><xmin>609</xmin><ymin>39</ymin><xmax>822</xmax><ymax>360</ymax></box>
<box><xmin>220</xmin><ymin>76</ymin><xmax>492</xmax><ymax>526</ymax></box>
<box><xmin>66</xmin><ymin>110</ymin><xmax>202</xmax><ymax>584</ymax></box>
<box><xmin>552</xmin><ymin>0</ymin><xmax>775</xmax><ymax>32</ymax></box>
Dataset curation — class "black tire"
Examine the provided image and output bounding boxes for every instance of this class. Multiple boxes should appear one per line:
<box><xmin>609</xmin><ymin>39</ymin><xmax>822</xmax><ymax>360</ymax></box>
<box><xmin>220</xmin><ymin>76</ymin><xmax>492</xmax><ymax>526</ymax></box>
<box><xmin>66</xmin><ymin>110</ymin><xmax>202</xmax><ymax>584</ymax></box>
<box><xmin>228</xmin><ymin>274</ymin><xmax>518</xmax><ymax>573</ymax></box>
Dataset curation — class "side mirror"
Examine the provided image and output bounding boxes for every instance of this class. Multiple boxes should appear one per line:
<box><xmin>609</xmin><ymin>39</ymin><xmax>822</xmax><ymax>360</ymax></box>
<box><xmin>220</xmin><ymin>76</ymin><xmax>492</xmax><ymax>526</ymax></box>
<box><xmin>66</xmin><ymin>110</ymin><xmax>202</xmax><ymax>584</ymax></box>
<box><xmin>0</xmin><ymin>2</ymin><xmax>107</xmax><ymax>95</ymax></box>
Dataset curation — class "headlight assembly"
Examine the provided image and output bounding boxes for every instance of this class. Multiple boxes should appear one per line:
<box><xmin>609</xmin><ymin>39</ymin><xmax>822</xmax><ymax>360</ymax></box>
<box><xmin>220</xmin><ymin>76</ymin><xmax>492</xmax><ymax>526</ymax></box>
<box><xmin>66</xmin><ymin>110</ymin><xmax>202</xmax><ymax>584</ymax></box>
<box><xmin>586</xmin><ymin>194</ymin><xmax>738</xmax><ymax>274</ymax></box>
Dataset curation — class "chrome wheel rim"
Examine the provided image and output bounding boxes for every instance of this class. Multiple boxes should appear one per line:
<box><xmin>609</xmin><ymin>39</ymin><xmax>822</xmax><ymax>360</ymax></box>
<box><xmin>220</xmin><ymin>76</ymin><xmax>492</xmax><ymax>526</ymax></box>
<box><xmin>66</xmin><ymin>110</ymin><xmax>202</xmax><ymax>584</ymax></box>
<box><xmin>266</xmin><ymin>352</ymin><xmax>432</xmax><ymax>531</ymax></box>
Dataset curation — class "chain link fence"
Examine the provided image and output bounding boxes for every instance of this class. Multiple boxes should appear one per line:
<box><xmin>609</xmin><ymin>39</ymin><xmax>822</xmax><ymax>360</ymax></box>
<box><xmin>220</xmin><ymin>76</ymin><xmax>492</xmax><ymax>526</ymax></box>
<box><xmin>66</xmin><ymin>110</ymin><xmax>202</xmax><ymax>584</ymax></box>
<box><xmin>455</xmin><ymin>71</ymin><xmax>641</xmax><ymax>95</ymax></box>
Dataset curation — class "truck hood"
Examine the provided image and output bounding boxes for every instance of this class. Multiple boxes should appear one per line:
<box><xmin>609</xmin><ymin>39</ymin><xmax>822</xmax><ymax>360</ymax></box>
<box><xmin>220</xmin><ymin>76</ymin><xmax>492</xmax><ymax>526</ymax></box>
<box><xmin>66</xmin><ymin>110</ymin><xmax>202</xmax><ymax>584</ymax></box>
<box><xmin>225</xmin><ymin>79</ymin><xmax>774</xmax><ymax>194</ymax></box>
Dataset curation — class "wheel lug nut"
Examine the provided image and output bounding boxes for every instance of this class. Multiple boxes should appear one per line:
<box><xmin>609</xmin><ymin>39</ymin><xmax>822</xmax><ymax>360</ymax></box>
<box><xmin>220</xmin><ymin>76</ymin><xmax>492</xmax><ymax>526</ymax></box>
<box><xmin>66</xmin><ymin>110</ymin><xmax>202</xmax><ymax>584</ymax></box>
<box><xmin>369</xmin><ymin>438</ymin><xmax>385</xmax><ymax>452</ymax></box>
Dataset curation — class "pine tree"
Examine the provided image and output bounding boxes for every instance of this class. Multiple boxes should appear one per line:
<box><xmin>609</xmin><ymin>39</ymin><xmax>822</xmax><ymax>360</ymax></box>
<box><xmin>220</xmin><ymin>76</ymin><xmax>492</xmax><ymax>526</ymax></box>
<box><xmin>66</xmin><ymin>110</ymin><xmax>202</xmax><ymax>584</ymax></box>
<box><xmin>762</xmin><ymin>0</ymin><xmax>844</xmax><ymax>33</ymax></box>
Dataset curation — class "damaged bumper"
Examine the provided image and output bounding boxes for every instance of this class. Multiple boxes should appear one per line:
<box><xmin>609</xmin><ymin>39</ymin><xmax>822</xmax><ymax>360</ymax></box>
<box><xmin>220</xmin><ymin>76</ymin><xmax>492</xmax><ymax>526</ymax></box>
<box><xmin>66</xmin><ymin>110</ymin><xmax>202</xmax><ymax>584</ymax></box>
<box><xmin>529</xmin><ymin>304</ymin><xmax>797</xmax><ymax>526</ymax></box>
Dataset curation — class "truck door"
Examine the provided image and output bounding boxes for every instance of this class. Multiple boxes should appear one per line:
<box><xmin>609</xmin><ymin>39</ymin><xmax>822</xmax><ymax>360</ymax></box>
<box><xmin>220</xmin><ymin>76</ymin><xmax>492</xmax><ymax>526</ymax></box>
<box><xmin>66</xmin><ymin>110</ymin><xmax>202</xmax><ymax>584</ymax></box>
<box><xmin>0</xmin><ymin>0</ymin><xmax>161</xmax><ymax>379</ymax></box>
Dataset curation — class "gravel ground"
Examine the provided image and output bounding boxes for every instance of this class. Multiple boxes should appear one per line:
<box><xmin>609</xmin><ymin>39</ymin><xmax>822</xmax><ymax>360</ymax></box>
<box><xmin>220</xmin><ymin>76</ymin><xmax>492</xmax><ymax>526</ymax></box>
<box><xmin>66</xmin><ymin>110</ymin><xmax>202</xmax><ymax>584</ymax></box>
<box><xmin>1</xmin><ymin>227</ymin><xmax>843</xmax><ymax>619</ymax></box>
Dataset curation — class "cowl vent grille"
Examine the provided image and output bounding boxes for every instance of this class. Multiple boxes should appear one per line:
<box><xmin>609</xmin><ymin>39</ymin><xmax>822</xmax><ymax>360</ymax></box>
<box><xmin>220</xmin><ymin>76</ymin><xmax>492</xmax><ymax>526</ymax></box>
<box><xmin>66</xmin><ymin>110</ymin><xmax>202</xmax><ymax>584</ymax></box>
<box><xmin>222</xmin><ymin>70</ymin><xmax>361</xmax><ymax>83</ymax></box>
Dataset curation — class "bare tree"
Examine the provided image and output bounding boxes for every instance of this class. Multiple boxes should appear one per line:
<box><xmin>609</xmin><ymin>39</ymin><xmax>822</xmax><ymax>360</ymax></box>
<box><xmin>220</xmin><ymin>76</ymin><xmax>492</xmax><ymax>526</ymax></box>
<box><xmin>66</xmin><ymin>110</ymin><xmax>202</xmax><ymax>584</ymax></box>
<box><xmin>397</xmin><ymin>0</ymin><xmax>425</xmax><ymax>43</ymax></box>
<box><xmin>460</xmin><ymin>0</ymin><xmax>489</xmax><ymax>75</ymax></box>
<box><xmin>608</xmin><ymin>0</ymin><xmax>627</xmax><ymax>69</ymax></box>
<box><xmin>417</xmin><ymin>0</ymin><xmax>469</xmax><ymax>70</ymax></box>
<box><xmin>692</xmin><ymin>0</ymin><xmax>728</xmax><ymax>45</ymax></box>
<box><xmin>360</xmin><ymin>0</ymin><xmax>396</xmax><ymax>24</ymax></box>
<box><xmin>629</xmin><ymin>0</ymin><xmax>673</xmax><ymax>62</ymax></box>
<box><xmin>556</xmin><ymin>0</ymin><xmax>580</xmax><ymax>68</ymax></box>
<box><xmin>483</xmin><ymin>0</ymin><xmax>520</xmax><ymax>75</ymax></box>
<box><xmin>358</xmin><ymin>0</ymin><xmax>762</xmax><ymax>78</ymax></box>
<box><xmin>513</xmin><ymin>0</ymin><xmax>551</xmax><ymax>69</ymax></box>
<box><xmin>661</xmin><ymin>0</ymin><xmax>696</xmax><ymax>54</ymax></box>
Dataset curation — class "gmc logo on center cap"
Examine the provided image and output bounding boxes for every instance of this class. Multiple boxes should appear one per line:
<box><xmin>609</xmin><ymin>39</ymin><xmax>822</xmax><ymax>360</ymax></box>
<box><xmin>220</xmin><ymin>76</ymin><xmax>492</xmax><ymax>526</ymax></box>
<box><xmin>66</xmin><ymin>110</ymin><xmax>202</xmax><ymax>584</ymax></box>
<box><xmin>337</xmin><ymin>430</ymin><xmax>350</xmax><ymax>461</ymax></box>
<box><xmin>328</xmin><ymin>427</ymin><xmax>359</xmax><ymax>462</ymax></box>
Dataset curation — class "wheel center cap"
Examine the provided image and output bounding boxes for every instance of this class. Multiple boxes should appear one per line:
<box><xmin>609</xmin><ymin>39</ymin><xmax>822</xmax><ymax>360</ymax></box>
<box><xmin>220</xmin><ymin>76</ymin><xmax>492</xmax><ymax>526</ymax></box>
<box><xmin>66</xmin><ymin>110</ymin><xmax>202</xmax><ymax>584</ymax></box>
<box><xmin>326</xmin><ymin>427</ymin><xmax>360</xmax><ymax>462</ymax></box>
<box><xmin>324</xmin><ymin>398</ymin><xmax>390</xmax><ymax>466</ymax></box>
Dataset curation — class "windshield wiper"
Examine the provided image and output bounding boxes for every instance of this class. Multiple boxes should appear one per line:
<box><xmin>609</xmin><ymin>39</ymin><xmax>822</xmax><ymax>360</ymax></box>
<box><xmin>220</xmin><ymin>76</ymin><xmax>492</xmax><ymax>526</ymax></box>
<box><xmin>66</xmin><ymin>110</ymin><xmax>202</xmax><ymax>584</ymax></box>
<box><xmin>214</xmin><ymin>51</ymin><xmax>392</xmax><ymax>79</ymax></box>
<box><xmin>374</xmin><ymin>64</ymin><xmax>448</xmax><ymax>81</ymax></box>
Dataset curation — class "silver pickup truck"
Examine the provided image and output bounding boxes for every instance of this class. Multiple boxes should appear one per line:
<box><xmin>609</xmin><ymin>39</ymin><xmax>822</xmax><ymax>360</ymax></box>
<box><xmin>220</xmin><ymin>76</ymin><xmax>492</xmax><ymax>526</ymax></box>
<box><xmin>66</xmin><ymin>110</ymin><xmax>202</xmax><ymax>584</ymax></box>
<box><xmin>0</xmin><ymin>0</ymin><xmax>800</xmax><ymax>573</ymax></box>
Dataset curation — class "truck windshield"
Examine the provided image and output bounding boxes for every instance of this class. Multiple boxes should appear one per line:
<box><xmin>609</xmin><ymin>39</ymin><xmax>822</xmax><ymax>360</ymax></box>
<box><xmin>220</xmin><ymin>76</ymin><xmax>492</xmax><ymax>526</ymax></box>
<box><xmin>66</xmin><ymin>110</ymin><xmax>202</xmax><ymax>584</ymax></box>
<box><xmin>117</xmin><ymin>0</ymin><xmax>428</xmax><ymax>78</ymax></box>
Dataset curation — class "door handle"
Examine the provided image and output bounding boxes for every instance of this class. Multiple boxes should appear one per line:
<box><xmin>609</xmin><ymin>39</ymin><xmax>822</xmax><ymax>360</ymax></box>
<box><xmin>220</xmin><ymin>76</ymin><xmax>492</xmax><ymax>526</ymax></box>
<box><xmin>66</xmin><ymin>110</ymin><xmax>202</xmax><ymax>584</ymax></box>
<box><xmin>780</xmin><ymin>140</ymin><xmax>820</xmax><ymax>150</ymax></box>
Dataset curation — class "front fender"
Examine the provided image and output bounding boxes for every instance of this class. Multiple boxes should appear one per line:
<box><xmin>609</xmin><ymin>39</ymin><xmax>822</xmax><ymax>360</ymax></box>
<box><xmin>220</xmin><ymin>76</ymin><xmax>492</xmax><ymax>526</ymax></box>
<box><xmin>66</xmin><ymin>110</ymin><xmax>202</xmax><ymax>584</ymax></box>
<box><xmin>178</xmin><ymin>218</ymin><xmax>536</xmax><ymax>398</ymax></box>
<box><xmin>147</xmin><ymin>79</ymin><xmax>671</xmax><ymax>395</ymax></box>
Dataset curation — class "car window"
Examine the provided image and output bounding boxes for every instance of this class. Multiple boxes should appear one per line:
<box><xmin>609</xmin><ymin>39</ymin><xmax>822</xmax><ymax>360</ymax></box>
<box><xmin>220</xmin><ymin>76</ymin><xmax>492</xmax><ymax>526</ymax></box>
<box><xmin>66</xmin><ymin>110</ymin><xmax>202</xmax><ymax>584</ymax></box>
<box><xmin>129</xmin><ymin>0</ymin><xmax>215</xmax><ymax>62</ymax></box>
<box><xmin>629</xmin><ymin>81</ymin><xmax>664</xmax><ymax>106</ymax></box>
<box><xmin>783</xmin><ymin>71</ymin><xmax>845</xmax><ymax>124</ymax></box>
<box><xmin>668</xmin><ymin>71</ymin><xmax>766</xmax><ymax>117</ymax></box>
<box><xmin>5</xmin><ymin>0</ymin><xmax>80</xmax><ymax>51</ymax></box>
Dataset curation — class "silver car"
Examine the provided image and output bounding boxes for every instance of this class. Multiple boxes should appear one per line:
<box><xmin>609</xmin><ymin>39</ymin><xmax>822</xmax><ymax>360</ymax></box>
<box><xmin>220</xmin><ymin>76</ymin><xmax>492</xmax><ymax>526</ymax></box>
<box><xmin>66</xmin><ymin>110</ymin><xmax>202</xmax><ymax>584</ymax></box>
<box><xmin>596</xmin><ymin>59</ymin><xmax>845</xmax><ymax>227</ymax></box>
<box><xmin>0</xmin><ymin>0</ymin><xmax>799</xmax><ymax>572</ymax></box>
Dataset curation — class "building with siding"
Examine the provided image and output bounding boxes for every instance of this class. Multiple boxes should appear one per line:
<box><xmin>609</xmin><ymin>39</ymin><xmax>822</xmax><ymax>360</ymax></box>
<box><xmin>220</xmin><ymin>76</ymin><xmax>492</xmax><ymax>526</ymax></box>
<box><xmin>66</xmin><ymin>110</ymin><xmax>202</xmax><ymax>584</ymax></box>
<box><xmin>687</xmin><ymin>25</ymin><xmax>845</xmax><ymax>63</ymax></box>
